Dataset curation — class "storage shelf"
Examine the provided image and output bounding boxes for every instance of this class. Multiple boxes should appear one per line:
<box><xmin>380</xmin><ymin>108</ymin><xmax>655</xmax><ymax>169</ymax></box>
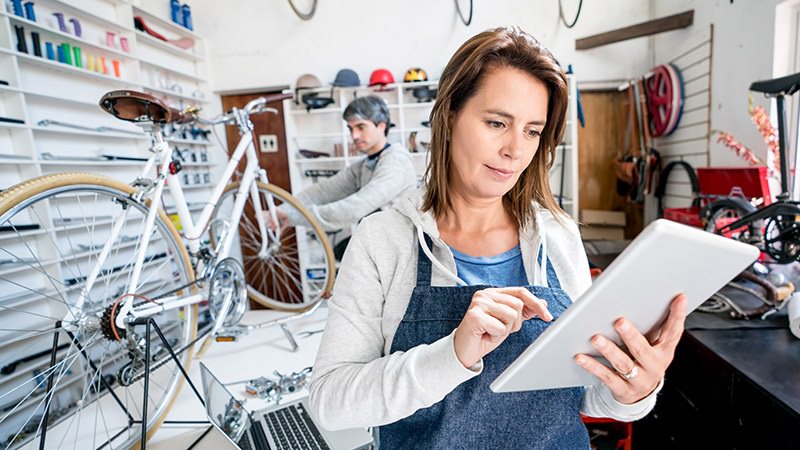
<box><xmin>290</xmin><ymin>107</ymin><xmax>343</xmax><ymax>115</ymax></box>
<box><xmin>2</xmin><ymin>11</ymin><xmax>135</xmax><ymax>60</ymax></box>
<box><xmin>132</xmin><ymin>6</ymin><xmax>200</xmax><ymax>39</ymax></box>
<box><xmin>295</xmin><ymin>132</ymin><xmax>343</xmax><ymax>139</ymax></box>
<box><xmin>140</xmin><ymin>83</ymin><xmax>207</xmax><ymax>103</ymax></box>
<box><xmin>0</xmin><ymin>84</ymin><xmax>23</xmax><ymax>94</ymax></box>
<box><xmin>22</xmin><ymin>90</ymin><xmax>103</xmax><ymax>107</ymax></box>
<box><xmin>295</xmin><ymin>156</ymin><xmax>349</xmax><ymax>164</ymax></box>
<box><xmin>3</xmin><ymin>48</ymin><xmax>135</xmax><ymax>86</ymax></box>
<box><xmin>135</xmin><ymin>30</ymin><xmax>202</xmax><ymax>61</ymax></box>
<box><xmin>169</xmin><ymin>138</ymin><xmax>212</xmax><ymax>146</ymax></box>
<box><xmin>47</xmin><ymin>0</ymin><xmax>135</xmax><ymax>33</ymax></box>
<box><xmin>181</xmin><ymin>183</ymin><xmax>214</xmax><ymax>190</ymax></box>
<box><xmin>37</xmin><ymin>158</ymin><xmax>147</xmax><ymax>166</ymax></box>
<box><xmin>396</xmin><ymin>101</ymin><xmax>435</xmax><ymax>109</ymax></box>
<box><xmin>31</xmin><ymin>125</ymin><xmax>147</xmax><ymax>140</ymax></box>
<box><xmin>139</xmin><ymin>59</ymin><xmax>206</xmax><ymax>83</ymax></box>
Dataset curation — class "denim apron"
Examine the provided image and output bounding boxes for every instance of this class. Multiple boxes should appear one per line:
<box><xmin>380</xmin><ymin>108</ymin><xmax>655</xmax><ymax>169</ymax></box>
<box><xmin>379</xmin><ymin>235</ymin><xmax>589</xmax><ymax>449</ymax></box>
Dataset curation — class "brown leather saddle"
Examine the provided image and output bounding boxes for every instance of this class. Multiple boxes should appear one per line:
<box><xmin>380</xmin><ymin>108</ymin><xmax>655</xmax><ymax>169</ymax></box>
<box><xmin>99</xmin><ymin>90</ymin><xmax>191</xmax><ymax>124</ymax></box>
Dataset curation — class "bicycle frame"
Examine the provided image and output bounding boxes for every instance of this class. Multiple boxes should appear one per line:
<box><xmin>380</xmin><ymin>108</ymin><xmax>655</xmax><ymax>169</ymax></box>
<box><xmin>68</xmin><ymin>102</ymin><xmax>282</xmax><ymax>331</ymax></box>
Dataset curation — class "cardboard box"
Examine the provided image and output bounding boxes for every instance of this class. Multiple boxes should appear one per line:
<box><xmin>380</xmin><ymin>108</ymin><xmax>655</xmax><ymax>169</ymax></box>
<box><xmin>581</xmin><ymin>226</ymin><xmax>625</xmax><ymax>241</ymax></box>
<box><xmin>581</xmin><ymin>209</ymin><xmax>626</xmax><ymax>227</ymax></box>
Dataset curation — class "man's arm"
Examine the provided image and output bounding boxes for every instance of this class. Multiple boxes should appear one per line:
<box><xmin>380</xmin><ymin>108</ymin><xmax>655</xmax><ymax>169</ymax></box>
<box><xmin>304</xmin><ymin>152</ymin><xmax>416</xmax><ymax>230</ymax></box>
<box><xmin>280</xmin><ymin>164</ymin><xmax>359</xmax><ymax>226</ymax></box>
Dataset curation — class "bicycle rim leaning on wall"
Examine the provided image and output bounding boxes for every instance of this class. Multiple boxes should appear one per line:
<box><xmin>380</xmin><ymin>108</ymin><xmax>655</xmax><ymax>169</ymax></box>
<box><xmin>0</xmin><ymin>172</ymin><xmax>197</xmax><ymax>450</ymax></box>
<box><xmin>211</xmin><ymin>181</ymin><xmax>335</xmax><ymax>311</ymax></box>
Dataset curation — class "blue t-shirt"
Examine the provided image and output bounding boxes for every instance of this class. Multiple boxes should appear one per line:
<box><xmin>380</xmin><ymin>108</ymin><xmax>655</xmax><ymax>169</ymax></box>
<box><xmin>449</xmin><ymin>245</ymin><xmax>528</xmax><ymax>287</ymax></box>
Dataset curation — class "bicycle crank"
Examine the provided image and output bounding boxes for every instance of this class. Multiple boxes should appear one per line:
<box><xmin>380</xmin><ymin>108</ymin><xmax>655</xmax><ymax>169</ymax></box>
<box><xmin>207</xmin><ymin>257</ymin><xmax>249</xmax><ymax>329</ymax></box>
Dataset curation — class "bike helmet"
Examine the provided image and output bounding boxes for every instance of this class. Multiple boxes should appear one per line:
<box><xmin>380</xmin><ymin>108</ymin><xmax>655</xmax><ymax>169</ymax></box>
<box><xmin>404</xmin><ymin>67</ymin><xmax>428</xmax><ymax>82</ymax></box>
<box><xmin>412</xmin><ymin>86</ymin><xmax>437</xmax><ymax>102</ymax></box>
<box><xmin>295</xmin><ymin>73</ymin><xmax>322</xmax><ymax>104</ymax></box>
<box><xmin>332</xmin><ymin>68</ymin><xmax>360</xmax><ymax>87</ymax></box>
<box><xmin>302</xmin><ymin>93</ymin><xmax>335</xmax><ymax>112</ymax></box>
<box><xmin>369</xmin><ymin>68</ymin><xmax>394</xmax><ymax>88</ymax></box>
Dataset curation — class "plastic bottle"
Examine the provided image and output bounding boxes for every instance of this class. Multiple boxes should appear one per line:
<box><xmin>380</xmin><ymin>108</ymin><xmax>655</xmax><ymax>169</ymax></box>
<box><xmin>181</xmin><ymin>4</ymin><xmax>192</xmax><ymax>30</ymax></box>
<box><xmin>170</xmin><ymin>0</ymin><xmax>182</xmax><ymax>25</ymax></box>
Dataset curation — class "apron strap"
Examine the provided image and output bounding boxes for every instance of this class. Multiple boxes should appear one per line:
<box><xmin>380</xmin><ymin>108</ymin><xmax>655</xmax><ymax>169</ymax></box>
<box><xmin>536</xmin><ymin>245</ymin><xmax>563</xmax><ymax>290</ymax></box>
<box><xmin>416</xmin><ymin>233</ymin><xmax>434</xmax><ymax>287</ymax></box>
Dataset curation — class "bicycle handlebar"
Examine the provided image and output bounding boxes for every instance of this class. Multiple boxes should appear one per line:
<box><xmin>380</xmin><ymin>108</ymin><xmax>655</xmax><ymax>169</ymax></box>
<box><xmin>195</xmin><ymin>93</ymin><xmax>293</xmax><ymax>126</ymax></box>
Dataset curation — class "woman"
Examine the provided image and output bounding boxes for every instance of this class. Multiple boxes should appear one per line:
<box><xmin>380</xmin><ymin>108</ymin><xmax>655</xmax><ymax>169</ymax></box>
<box><xmin>309</xmin><ymin>27</ymin><xmax>686</xmax><ymax>449</ymax></box>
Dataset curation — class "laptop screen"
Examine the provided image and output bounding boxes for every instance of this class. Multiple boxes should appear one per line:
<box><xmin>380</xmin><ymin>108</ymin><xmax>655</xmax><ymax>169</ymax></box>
<box><xmin>199</xmin><ymin>362</ymin><xmax>251</xmax><ymax>443</ymax></box>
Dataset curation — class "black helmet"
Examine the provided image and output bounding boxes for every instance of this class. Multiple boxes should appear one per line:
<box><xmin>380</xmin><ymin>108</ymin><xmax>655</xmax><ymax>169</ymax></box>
<box><xmin>412</xmin><ymin>86</ymin><xmax>437</xmax><ymax>103</ymax></box>
<box><xmin>302</xmin><ymin>93</ymin><xmax>335</xmax><ymax>112</ymax></box>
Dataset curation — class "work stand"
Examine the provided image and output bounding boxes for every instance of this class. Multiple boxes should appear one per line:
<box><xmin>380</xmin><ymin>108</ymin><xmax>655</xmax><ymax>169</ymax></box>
<box><xmin>38</xmin><ymin>319</ymin><xmax>211</xmax><ymax>450</ymax></box>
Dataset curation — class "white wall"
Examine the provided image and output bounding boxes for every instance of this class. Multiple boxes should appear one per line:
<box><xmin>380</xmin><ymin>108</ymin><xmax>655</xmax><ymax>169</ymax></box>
<box><xmin>653</xmin><ymin>0</ymin><xmax>784</xmax><ymax>168</ymax></box>
<box><xmin>189</xmin><ymin>0</ymin><xmax>652</xmax><ymax>92</ymax></box>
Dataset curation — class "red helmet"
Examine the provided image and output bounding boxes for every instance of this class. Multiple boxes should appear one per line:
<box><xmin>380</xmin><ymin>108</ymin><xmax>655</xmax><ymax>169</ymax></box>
<box><xmin>368</xmin><ymin>68</ymin><xmax>394</xmax><ymax>88</ymax></box>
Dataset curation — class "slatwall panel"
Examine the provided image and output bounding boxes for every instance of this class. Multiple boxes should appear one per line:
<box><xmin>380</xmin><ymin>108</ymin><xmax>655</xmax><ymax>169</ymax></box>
<box><xmin>654</xmin><ymin>25</ymin><xmax>714</xmax><ymax>210</ymax></box>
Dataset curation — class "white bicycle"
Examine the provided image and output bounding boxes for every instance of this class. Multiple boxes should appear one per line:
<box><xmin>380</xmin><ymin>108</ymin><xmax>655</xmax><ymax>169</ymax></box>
<box><xmin>0</xmin><ymin>90</ymin><xmax>335</xmax><ymax>449</ymax></box>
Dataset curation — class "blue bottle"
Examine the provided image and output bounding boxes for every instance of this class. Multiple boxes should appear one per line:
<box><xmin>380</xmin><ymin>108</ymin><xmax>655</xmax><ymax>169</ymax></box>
<box><xmin>45</xmin><ymin>41</ymin><xmax>55</xmax><ymax>60</ymax></box>
<box><xmin>11</xmin><ymin>0</ymin><xmax>23</xmax><ymax>17</ymax></box>
<box><xmin>181</xmin><ymin>4</ymin><xmax>192</xmax><ymax>30</ymax></box>
<box><xmin>23</xmin><ymin>1</ymin><xmax>35</xmax><ymax>22</ymax></box>
<box><xmin>170</xmin><ymin>0</ymin><xmax>182</xmax><ymax>25</ymax></box>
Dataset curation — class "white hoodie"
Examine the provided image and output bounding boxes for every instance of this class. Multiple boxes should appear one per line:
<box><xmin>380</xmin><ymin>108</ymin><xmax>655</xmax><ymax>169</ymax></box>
<box><xmin>309</xmin><ymin>188</ymin><xmax>662</xmax><ymax>431</ymax></box>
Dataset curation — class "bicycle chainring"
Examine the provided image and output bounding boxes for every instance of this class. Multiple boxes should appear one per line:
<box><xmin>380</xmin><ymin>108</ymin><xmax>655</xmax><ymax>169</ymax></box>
<box><xmin>764</xmin><ymin>214</ymin><xmax>800</xmax><ymax>263</ymax></box>
<box><xmin>207</xmin><ymin>258</ymin><xmax>249</xmax><ymax>327</ymax></box>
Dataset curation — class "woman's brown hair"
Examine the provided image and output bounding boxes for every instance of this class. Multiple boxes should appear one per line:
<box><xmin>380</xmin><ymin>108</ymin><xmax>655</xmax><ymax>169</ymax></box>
<box><xmin>422</xmin><ymin>26</ymin><xmax>569</xmax><ymax>229</ymax></box>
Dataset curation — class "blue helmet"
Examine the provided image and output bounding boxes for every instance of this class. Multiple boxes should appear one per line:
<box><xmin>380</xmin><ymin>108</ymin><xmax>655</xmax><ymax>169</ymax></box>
<box><xmin>332</xmin><ymin>68</ymin><xmax>360</xmax><ymax>87</ymax></box>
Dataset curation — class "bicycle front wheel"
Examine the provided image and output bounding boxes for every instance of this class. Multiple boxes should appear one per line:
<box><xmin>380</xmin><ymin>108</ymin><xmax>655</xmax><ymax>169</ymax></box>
<box><xmin>0</xmin><ymin>172</ymin><xmax>197</xmax><ymax>449</ymax></box>
<box><xmin>211</xmin><ymin>182</ymin><xmax>335</xmax><ymax>310</ymax></box>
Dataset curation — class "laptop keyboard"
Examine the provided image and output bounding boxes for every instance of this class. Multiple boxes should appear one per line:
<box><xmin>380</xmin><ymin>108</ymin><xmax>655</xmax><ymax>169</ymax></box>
<box><xmin>237</xmin><ymin>433</ymin><xmax>253</xmax><ymax>450</ymax></box>
<box><xmin>264</xmin><ymin>403</ymin><xmax>330</xmax><ymax>450</ymax></box>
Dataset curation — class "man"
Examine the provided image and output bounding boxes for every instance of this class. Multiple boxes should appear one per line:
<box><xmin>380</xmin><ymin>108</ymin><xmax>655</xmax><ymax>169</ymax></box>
<box><xmin>273</xmin><ymin>95</ymin><xmax>417</xmax><ymax>255</ymax></box>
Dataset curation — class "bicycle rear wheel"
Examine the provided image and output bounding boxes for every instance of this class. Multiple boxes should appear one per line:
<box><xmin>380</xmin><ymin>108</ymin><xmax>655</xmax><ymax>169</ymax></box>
<box><xmin>211</xmin><ymin>181</ymin><xmax>335</xmax><ymax>310</ymax></box>
<box><xmin>0</xmin><ymin>173</ymin><xmax>196</xmax><ymax>449</ymax></box>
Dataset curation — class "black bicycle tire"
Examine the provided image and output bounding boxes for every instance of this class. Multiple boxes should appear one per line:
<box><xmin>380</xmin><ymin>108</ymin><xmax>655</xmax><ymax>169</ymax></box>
<box><xmin>287</xmin><ymin>0</ymin><xmax>317</xmax><ymax>21</ymax></box>
<box><xmin>558</xmin><ymin>0</ymin><xmax>583</xmax><ymax>29</ymax></box>
<box><xmin>455</xmin><ymin>0</ymin><xmax>473</xmax><ymax>26</ymax></box>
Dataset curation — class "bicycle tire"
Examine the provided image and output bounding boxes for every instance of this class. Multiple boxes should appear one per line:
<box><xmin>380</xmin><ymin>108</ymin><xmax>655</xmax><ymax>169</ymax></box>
<box><xmin>209</xmin><ymin>181</ymin><xmax>335</xmax><ymax>311</ymax></box>
<box><xmin>701</xmin><ymin>197</ymin><xmax>761</xmax><ymax>241</ymax></box>
<box><xmin>0</xmin><ymin>172</ymin><xmax>197</xmax><ymax>450</ymax></box>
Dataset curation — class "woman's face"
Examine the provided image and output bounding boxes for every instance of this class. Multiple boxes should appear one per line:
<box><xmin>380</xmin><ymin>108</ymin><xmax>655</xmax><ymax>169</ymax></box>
<box><xmin>448</xmin><ymin>65</ymin><xmax>549</xmax><ymax>202</ymax></box>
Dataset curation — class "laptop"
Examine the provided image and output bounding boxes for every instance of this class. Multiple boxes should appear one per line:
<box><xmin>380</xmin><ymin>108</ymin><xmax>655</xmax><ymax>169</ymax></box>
<box><xmin>200</xmin><ymin>363</ymin><xmax>373</xmax><ymax>450</ymax></box>
<box><xmin>490</xmin><ymin>219</ymin><xmax>760</xmax><ymax>392</ymax></box>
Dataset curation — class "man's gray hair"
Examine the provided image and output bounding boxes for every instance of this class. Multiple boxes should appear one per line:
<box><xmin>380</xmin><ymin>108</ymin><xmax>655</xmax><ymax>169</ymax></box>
<box><xmin>343</xmin><ymin>96</ymin><xmax>391</xmax><ymax>136</ymax></box>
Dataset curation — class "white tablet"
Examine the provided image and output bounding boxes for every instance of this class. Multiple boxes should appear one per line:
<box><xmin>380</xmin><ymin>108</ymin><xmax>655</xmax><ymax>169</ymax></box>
<box><xmin>490</xmin><ymin>219</ymin><xmax>759</xmax><ymax>393</ymax></box>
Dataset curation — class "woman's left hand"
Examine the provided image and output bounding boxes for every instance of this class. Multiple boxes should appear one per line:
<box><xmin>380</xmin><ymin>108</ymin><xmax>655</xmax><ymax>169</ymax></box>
<box><xmin>574</xmin><ymin>293</ymin><xmax>687</xmax><ymax>404</ymax></box>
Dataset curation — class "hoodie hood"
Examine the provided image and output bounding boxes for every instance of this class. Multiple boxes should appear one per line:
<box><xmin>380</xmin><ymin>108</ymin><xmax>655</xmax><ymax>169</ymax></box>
<box><xmin>391</xmin><ymin>188</ymin><xmax>551</xmax><ymax>287</ymax></box>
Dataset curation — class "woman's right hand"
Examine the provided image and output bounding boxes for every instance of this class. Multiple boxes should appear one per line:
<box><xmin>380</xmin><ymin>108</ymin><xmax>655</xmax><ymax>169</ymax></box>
<box><xmin>453</xmin><ymin>287</ymin><xmax>553</xmax><ymax>369</ymax></box>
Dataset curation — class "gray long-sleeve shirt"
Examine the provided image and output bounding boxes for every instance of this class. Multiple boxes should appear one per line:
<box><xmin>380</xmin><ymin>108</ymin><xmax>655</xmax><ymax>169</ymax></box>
<box><xmin>283</xmin><ymin>143</ymin><xmax>417</xmax><ymax>230</ymax></box>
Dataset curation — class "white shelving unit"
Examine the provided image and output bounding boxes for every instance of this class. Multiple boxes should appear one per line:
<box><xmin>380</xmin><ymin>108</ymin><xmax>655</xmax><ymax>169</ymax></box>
<box><xmin>0</xmin><ymin>4</ymin><xmax>219</xmax><ymax>443</ymax></box>
<box><xmin>549</xmin><ymin>74</ymin><xmax>579</xmax><ymax>220</ymax></box>
<box><xmin>0</xmin><ymin>0</ymin><xmax>219</xmax><ymax>197</ymax></box>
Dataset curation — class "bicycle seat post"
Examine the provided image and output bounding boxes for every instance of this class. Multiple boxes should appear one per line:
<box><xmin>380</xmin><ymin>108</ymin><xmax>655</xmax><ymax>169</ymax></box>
<box><xmin>775</xmin><ymin>93</ymin><xmax>790</xmax><ymax>201</ymax></box>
